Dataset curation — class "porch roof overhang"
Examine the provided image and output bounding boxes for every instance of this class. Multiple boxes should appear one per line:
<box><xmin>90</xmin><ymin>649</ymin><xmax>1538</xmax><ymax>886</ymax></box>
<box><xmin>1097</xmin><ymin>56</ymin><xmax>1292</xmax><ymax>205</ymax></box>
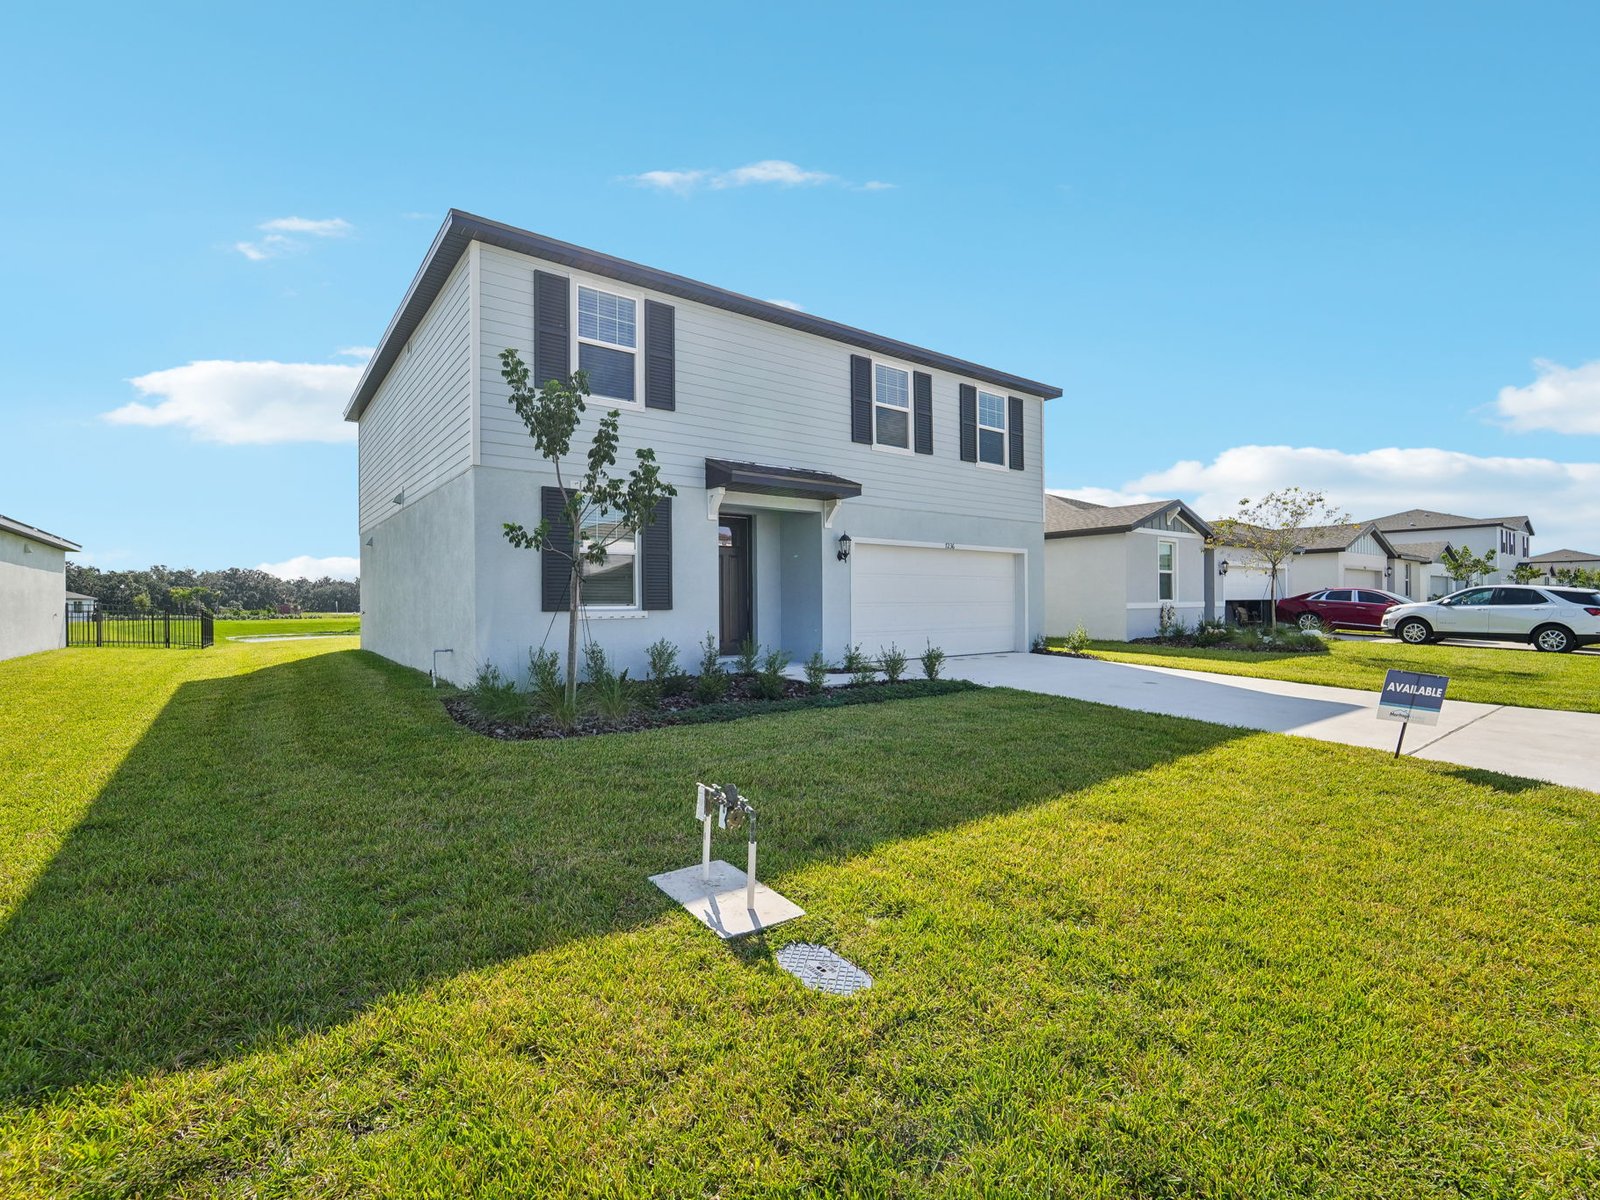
<box><xmin>704</xmin><ymin>458</ymin><xmax>863</xmax><ymax>502</ymax></box>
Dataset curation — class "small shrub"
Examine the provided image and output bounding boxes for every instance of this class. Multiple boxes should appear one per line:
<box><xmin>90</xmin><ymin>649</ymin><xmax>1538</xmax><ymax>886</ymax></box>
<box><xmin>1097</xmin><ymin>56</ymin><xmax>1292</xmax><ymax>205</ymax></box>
<box><xmin>528</xmin><ymin>647</ymin><xmax>564</xmax><ymax>713</ymax></box>
<box><xmin>919</xmin><ymin>642</ymin><xmax>946</xmax><ymax>681</ymax></box>
<box><xmin>735</xmin><ymin>635</ymin><xmax>760</xmax><ymax>677</ymax></box>
<box><xmin>467</xmin><ymin>663</ymin><xmax>525</xmax><ymax>723</ymax></box>
<box><xmin>646</xmin><ymin>637</ymin><xmax>689</xmax><ymax>696</ymax></box>
<box><xmin>755</xmin><ymin>648</ymin><xmax>791</xmax><ymax>700</ymax></box>
<box><xmin>852</xmin><ymin>659</ymin><xmax>878</xmax><ymax>687</ymax></box>
<box><xmin>546</xmin><ymin>690</ymin><xmax>581</xmax><ymax>733</ymax></box>
<box><xmin>803</xmin><ymin>650</ymin><xmax>829</xmax><ymax>694</ymax></box>
<box><xmin>695</xmin><ymin>631</ymin><xmax>729</xmax><ymax>703</ymax></box>
<box><xmin>842</xmin><ymin>643</ymin><xmax>869</xmax><ymax>673</ymax></box>
<box><xmin>878</xmin><ymin>642</ymin><xmax>908</xmax><ymax>684</ymax></box>
<box><xmin>590</xmin><ymin>669</ymin><xmax>636</xmax><ymax>722</ymax></box>
<box><xmin>1192</xmin><ymin>620</ymin><xmax>1232</xmax><ymax>648</ymax></box>
<box><xmin>583</xmin><ymin>641</ymin><xmax>613</xmax><ymax>686</ymax></box>
<box><xmin>1157</xmin><ymin>604</ymin><xmax>1188</xmax><ymax>641</ymax></box>
<box><xmin>1030</xmin><ymin>635</ymin><xmax>1048</xmax><ymax>653</ymax></box>
<box><xmin>1061</xmin><ymin>624</ymin><xmax>1091</xmax><ymax>653</ymax></box>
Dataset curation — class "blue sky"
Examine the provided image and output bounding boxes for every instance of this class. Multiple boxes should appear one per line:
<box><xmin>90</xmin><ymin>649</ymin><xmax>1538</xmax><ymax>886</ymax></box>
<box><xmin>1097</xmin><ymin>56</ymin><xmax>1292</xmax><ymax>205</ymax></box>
<box><xmin>4</xmin><ymin>1</ymin><xmax>1597</xmax><ymax>576</ymax></box>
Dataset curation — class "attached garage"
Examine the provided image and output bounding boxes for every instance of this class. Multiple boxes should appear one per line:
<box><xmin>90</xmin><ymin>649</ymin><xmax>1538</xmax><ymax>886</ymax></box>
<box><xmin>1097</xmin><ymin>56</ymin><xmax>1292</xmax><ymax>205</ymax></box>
<box><xmin>850</xmin><ymin>542</ymin><xmax>1023</xmax><ymax>657</ymax></box>
<box><xmin>1344</xmin><ymin>569</ymin><xmax>1383</xmax><ymax>589</ymax></box>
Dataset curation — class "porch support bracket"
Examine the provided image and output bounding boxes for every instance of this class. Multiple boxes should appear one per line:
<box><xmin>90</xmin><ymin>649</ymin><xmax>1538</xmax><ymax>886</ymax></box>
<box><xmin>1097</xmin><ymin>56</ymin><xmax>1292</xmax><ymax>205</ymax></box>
<box><xmin>707</xmin><ymin>486</ymin><xmax>726</xmax><ymax>522</ymax></box>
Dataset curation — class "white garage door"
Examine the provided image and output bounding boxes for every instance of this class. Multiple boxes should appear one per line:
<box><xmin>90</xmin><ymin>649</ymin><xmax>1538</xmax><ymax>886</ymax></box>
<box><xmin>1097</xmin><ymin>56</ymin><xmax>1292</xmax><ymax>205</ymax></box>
<box><xmin>1345</xmin><ymin>569</ymin><xmax>1383</xmax><ymax>589</ymax></box>
<box><xmin>851</xmin><ymin>544</ymin><xmax>1020</xmax><ymax>657</ymax></box>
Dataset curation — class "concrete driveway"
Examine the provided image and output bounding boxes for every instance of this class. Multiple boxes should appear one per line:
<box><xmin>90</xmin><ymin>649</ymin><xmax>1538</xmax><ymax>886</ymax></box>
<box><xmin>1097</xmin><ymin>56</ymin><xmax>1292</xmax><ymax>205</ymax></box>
<box><xmin>945</xmin><ymin>653</ymin><xmax>1600</xmax><ymax>794</ymax></box>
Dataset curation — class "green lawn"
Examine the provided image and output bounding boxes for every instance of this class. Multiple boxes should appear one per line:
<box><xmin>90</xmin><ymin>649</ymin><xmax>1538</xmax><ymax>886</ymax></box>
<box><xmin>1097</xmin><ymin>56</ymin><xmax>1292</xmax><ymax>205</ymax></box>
<box><xmin>1</xmin><ymin>639</ymin><xmax>1597</xmax><ymax>1197</ymax></box>
<box><xmin>215</xmin><ymin>614</ymin><xmax>360</xmax><ymax>640</ymax></box>
<box><xmin>1058</xmin><ymin>636</ymin><xmax>1600</xmax><ymax>713</ymax></box>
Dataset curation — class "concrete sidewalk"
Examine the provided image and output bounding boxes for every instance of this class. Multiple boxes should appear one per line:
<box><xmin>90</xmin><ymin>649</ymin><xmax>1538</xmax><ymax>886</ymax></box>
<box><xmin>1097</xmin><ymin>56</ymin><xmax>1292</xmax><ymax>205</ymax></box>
<box><xmin>944</xmin><ymin>653</ymin><xmax>1600</xmax><ymax>793</ymax></box>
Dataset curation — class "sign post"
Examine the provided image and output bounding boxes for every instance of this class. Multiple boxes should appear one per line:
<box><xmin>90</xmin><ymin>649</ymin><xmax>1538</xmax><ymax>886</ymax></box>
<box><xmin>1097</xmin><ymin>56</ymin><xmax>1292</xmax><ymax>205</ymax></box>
<box><xmin>1377</xmin><ymin>669</ymin><xmax>1449</xmax><ymax>758</ymax></box>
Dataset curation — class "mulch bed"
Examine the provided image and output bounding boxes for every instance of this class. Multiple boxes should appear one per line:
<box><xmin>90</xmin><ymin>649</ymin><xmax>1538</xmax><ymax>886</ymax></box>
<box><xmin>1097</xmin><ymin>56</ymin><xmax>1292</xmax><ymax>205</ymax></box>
<box><xmin>444</xmin><ymin>676</ymin><xmax>978</xmax><ymax>740</ymax></box>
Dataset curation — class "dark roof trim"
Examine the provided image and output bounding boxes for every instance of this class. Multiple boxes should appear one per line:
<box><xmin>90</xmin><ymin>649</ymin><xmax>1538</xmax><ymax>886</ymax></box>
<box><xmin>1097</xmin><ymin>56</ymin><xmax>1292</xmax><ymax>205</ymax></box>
<box><xmin>345</xmin><ymin>210</ymin><xmax>1063</xmax><ymax>420</ymax></box>
<box><xmin>1045</xmin><ymin>498</ymin><xmax>1213</xmax><ymax>540</ymax></box>
<box><xmin>0</xmin><ymin>513</ymin><xmax>80</xmax><ymax>552</ymax></box>
<box><xmin>705</xmin><ymin>458</ymin><xmax>863</xmax><ymax>501</ymax></box>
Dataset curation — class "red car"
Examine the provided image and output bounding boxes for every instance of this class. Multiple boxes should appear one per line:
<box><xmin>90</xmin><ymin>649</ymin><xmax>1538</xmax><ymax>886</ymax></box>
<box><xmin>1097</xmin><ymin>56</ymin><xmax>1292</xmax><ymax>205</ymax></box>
<box><xmin>1276</xmin><ymin>588</ymin><xmax>1409</xmax><ymax>631</ymax></box>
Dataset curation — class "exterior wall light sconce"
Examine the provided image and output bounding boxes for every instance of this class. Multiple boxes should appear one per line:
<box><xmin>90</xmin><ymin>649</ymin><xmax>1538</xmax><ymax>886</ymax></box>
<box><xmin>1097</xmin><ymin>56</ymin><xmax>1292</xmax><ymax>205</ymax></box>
<box><xmin>1217</xmin><ymin>560</ymin><xmax>1229</xmax><ymax>577</ymax></box>
<box><xmin>836</xmin><ymin>532</ymin><xmax>852</xmax><ymax>562</ymax></box>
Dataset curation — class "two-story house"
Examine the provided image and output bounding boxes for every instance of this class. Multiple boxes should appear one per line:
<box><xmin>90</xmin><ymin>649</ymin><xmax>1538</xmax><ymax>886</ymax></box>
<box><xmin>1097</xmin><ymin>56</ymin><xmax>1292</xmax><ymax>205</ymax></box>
<box><xmin>347</xmin><ymin>212</ymin><xmax>1060</xmax><ymax>685</ymax></box>
<box><xmin>1368</xmin><ymin>509</ymin><xmax>1534</xmax><ymax>586</ymax></box>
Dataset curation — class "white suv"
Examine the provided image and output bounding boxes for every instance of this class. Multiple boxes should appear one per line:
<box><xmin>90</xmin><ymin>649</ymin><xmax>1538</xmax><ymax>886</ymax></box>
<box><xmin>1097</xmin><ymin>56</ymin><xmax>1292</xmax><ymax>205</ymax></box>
<box><xmin>1380</xmin><ymin>585</ymin><xmax>1600</xmax><ymax>653</ymax></box>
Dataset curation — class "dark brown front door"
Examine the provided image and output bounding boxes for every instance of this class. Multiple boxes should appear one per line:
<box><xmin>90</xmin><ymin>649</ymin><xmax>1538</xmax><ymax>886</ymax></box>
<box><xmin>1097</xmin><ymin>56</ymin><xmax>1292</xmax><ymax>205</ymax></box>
<box><xmin>718</xmin><ymin>515</ymin><xmax>753</xmax><ymax>653</ymax></box>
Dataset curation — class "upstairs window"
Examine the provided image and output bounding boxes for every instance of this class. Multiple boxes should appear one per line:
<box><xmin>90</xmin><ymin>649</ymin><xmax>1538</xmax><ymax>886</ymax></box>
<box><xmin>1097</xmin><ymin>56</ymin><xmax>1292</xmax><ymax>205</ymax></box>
<box><xmin>577</xmin><ymin>285</ymin><xmax>638</xmax><ymax>405</ymax></box>
<box><xmin>874</xmin><ymin>363</ymin><xmax>910</xmax><ymax>449</ymax></box>
<box><xmin>977</xmin><ymin>390</ymin><xmax>1007</xmax><ymax>465</ymax></box>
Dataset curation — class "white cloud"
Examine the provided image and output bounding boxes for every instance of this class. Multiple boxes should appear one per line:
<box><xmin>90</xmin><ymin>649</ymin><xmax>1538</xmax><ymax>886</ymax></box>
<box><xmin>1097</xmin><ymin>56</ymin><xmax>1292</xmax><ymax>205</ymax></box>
<box><xmin>257</xmin><ymin>554</ymin><xmax>360</xmax><ymax>581</ymax></box>
<box><xmin>235</xmin><ymin>216</ymin><xmax>353</xmax><ymax>260</ymax></box>
<box><xmin>1491</xmin><ymin>359</ymin><xmax>1600</xmax><ymax>435</ymax></box>
<box><xmin>336</xmin><ymin>345</ymin><xmax>376</xmax><ymax>360</ymax></box>
<box><xmin>104</xmin><ymin>359</ymin><xmax>361</xmax><ymax>445</ymax></box>
<box><xmin>258</xmin><ymin>216</ymin><xmax>353</xmax><ymax>237</ymax></box>
<box><xmin>765</xmin><ymin>298</ymin><xmax>804</xmax><ymax>311</ymax></box>
<box><xmin>627</xmin><ymin>159</ymin><xmax>887</xmax><ymax>195</ymax></box>
<box><xmin>1086</xmin><ymin>444</ymin><xmax>1600</xmax><ymax>552</ymax></box>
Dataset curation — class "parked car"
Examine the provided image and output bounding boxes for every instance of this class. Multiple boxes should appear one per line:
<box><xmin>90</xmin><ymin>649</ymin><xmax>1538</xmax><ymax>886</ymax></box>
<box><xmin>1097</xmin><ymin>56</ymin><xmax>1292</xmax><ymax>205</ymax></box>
<box><xmin>1276</xmin><ymin>587</ymin><xmax>1410</xmax><ymax>631</ymax></box>
<box><xmin>1379</xmin><ymin>585</ymin><xmax>1600</xmax><ymax>652</ymax></box>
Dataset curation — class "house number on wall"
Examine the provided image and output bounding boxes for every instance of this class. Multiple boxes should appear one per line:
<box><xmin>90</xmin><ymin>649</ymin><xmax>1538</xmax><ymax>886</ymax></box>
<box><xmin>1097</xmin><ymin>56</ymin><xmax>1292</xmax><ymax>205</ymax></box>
<box><xmin>944</xmin><ymin>542</ymin><xmax>956</xmax><ymax>550</ymax></box>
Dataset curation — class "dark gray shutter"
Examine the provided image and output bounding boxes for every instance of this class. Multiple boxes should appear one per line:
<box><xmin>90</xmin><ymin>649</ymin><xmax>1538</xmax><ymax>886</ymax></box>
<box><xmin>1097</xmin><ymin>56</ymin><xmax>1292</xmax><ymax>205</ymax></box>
<box><xmin>958</xmin><ymin>384</ymin><xmax>977</xmax><ymax>462</ymax></box>
<box><xmin>913</xmin><ymin>372</ymin><xmax>933</xmax><ymax>455</ymax></box>
<box><xmin>541</xmin><ymin>486</ymin><xmax>573</xmax><ymax>612</ymax></box>
<box><xmin>644</xmin><ymin>300</ymin><xmax>675</xmax><ymax>411</ymax></box>
<box><xmin>850</xmin><ymin>355</ymin><xmax>872</xmax><ymax>444</ymax></box>
<box><xmin>641</xmin><ymin>497</ymin><xmax>673</xmax><ymax>610</ymax></box>
<box><xmin>534</xmin><ymin>270</ymin><xmax>570</xmax><ymax>387</ymax></box>
<box><xmin>1008</xmin><ymin>396</ymin><xmax>1024</xmax><ymax>471</ymax></box>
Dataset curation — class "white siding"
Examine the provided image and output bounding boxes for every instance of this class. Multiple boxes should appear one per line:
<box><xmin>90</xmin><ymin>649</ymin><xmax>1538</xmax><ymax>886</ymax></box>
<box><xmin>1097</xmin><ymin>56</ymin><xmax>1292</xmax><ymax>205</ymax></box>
<box><xmin>358</xmin><ymin>255</ymin><xmax>473</xmax><ymax>532</ymax></box>
<box><xmin>475</xmin><ymin>245</ymin><xmax>1046</xmax><ymax>523</ymax></box>
<box><xmin>0</xmin><ymin>531</ymin><xmax>67</xmax><ymax>661</ymax></box>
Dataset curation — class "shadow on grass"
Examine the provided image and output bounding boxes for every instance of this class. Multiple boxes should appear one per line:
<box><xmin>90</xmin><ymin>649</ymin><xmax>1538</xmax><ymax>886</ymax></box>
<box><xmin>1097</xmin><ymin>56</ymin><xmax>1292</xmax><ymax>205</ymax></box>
<box><xmin>0</xmin><ymin>648</ymin><xmax>1247</xmax><ymax>1102</ymax></box>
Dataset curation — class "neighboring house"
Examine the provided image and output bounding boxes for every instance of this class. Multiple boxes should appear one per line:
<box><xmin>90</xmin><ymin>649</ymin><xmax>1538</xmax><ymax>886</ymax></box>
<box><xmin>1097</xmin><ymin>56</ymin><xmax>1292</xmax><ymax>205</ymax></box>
<box><xmin>0</xmin><ymin>513</ymin><xmax>79</xmax><ymax>662</ymax></box>
<box><xmin>1521</xmin><ymin>548</ymin><xmax>1600</xmax><ymax>582</ymax></box>
<box><xmin>1043</xmin><ymin>495</ymin><xmax>1212</xmax><ymax>639</ymax></box>
<box><xmin>64</xmin><ymin>590</ymin><xmax>97</xmax><ymax>614</ymax></box>
<box><xmin>1215</xmin><ymin>522</ymin><xmax>1396</xmax><ymax>622</ymax></box>
<box><xmin>347</xmin><ymin>211</ymin><xmax>1061</xmax><ymax>684</ymax></box>
<box><xmin>1369</xmin><ymin>508</ymin><xmax>1533</xmax><ymax>585</ymax></box>
<box><xmin>1388</xmin><ymin>540</ymin><xmax>1457</xmax><ymax>600</ymax></box>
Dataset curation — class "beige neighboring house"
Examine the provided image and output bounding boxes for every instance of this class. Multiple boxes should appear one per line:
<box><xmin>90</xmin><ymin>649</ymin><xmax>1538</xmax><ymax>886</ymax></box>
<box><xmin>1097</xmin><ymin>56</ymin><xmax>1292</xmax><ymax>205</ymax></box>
<box><xmin>0</xmin><ymin>513</ymin><xmax>80</xmax><ymax>662</ymax></box>
<box><xmin>1044</xmin><ymin>495</ymin><xmax>1213</xmax><ymax>639</ymax></box>
<box><xmin>1521</xmin><ymin>548</ymin><xmax>1600</xmax><ymax>583</ymax></box>
<box><xmin>1369</xmin><ymin>508</ymin><xmax>1533</xmax><ymax>585</ymax></box>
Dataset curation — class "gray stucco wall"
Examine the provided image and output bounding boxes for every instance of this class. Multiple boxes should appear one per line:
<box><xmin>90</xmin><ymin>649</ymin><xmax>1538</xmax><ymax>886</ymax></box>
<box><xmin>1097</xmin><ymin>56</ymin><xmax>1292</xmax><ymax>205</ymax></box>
<box><xmin>0</xmin><ymin>530</ymin><xmax>67</xmax><ymax>662</ymax></box>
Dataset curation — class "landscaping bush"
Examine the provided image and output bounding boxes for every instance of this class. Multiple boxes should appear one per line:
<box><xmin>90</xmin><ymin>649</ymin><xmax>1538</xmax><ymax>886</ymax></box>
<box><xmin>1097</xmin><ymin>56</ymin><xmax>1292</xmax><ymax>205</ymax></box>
<box><xmin>878</xmin><ymin>643</ymin><xmax>908</xmax><ymax>684</ymax></box>
<box><xmin>528</xmin><ymin>648</ymin><xmax>564</xmax><ymax>714</ymax></box>
<box><xmin>1061</xmin><ymin>624</ymin><xmax>1091</xmax><ymax>653</ymax></box>
<box><xmin>755</xmin><ymin>647</ymin><xmax>791</xmax><ymax>700</ymax></box>
<box><xmin>842</xmin><ymin>643</ymin><xmax>869</xmax><ymax>674</ymax></box>
<box><xmin>466</xmin><ymin>663</ymin><xmax>526</xmax><ymax>723</ymax></box>
<box><xmin>735</xmin><ymin>635</ymin><xmax>759</xmax><ymax>677</ymax></box>
<box><xmin>583</xmin><ymin>641</ymin><xmax>613</xmax><ymax>686</ymax></box>
<box><xmin>589</xmin><ymin>669</ymin><xmax>636</xmax><ymax>721</ymax></box>
<box><xmin>803</xmin><ymin>650</ymin><xmax>829</xmax><ymax>695</ymax></box>
<box><xmin>645</xmin><ymin>638</ymin><xmax>688</xmax><ymax>696</ymax></box>
<box><xmin>673</xmin><ymin>679</ymin><xmax>979</xmax><ymax>726</ymax></box>
<box><xmin>694</xmin><ymin>632</ymin><xmax>729</xmax><ymax>703</ymax></box>
<box><xmin>919</xmin><ymin>642</ymin><xmax>946</xmax><ymax>681</ymax></box>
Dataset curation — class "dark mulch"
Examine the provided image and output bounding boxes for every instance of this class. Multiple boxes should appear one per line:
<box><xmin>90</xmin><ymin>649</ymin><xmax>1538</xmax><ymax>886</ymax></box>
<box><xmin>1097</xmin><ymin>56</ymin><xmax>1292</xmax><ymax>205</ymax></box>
<box><xmin>1124</xmin><ymin>634</ymin><xmax>1326</xmax><ymax>654</ymax></box>
<box><xmin>445</xmin><ymin>677</ymin><xmax>981</xmax><ymax>740</ymax></box>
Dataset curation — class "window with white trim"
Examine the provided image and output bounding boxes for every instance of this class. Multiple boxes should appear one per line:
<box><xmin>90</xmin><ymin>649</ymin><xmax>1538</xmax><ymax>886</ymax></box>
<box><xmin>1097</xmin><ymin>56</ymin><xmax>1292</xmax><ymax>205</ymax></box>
<box><xmin>977</xmin><ymin>390</ymin><xmax>1007</xmax><ymax>465</ymax></box>
<box><xmin>579</xmin><ymin>515</ymin><xmax>638</xmax><ymax>608</ymax></box>
<box><xmin>576</xmin><ymin>285</ymin><xmax>638</xmax><ymax>405</ymax></box>
<box><xmin>1157</xmin><ymin>539</ymin><xmax>1176</xmax><ymax>601</ymax></box>
<box><xmin>874</xmin><ymin>363</ymin><xmax>910</xmax><ymax>449</ymax></box>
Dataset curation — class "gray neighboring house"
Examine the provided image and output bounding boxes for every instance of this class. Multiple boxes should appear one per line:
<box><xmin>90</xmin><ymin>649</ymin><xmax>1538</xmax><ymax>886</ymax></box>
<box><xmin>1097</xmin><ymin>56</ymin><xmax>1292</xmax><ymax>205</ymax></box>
<box><xmin>1369</xmin><ymin>508</ymin><xmax>1533</xmax><ymax>585</ymax></box>
<box><xmin>1522</xmin><ymin>548</ymin><xmax>1600</xmax><ymax>582</ymax></box>
<box><xmin>1044</xmin><ymin>495</ymin><xmax>1214</xmax><ymax>639</ymax></box>
<box><xmin>0</xmin><ymin>513</ymin><xmax>80</xmax><ymax>662</ymax></box>
<box><xmin>347</xmin><ymin>211</ymin><xmax>1061</xmax><ymax>684</ymax></box>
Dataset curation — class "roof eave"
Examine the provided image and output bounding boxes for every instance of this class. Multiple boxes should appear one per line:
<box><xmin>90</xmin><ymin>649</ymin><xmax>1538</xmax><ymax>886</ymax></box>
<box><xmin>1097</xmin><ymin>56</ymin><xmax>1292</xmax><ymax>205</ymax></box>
<box><xmin>346</xmin><ymin>209</ymin><xmax>1064</xmax><ymax>421</ymax></box>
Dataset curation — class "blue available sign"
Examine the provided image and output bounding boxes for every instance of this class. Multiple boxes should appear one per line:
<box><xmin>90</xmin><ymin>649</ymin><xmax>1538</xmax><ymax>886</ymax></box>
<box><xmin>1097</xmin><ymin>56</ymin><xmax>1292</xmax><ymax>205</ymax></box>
<box><xmin>1378</xmin><ymin>669</ymin><xmax>1449</xmax><ymax>727</ymax></box>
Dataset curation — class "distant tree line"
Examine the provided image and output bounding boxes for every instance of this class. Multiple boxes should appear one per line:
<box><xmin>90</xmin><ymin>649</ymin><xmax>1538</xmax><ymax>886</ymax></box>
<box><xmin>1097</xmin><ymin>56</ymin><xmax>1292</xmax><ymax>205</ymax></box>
<box><xmin>66</xmin><ymin>564</ymin><xmax>359</xmax><ymax>614</ymax></box>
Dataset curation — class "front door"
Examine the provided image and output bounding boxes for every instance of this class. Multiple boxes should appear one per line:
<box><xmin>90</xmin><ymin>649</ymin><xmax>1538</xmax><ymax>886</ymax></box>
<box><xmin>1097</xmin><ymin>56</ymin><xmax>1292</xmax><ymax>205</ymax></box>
<box><xmin>718</xmin><ymin>515</ymin><xmax>753</xmax><ymax>654</ymax></box>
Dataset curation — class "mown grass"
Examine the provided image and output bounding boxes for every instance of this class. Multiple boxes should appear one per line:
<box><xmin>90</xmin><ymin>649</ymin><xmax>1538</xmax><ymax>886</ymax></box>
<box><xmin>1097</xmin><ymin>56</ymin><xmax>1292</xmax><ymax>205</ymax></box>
<box><xmin>1057</xmin><ymin>636</ymin><xmax>1600</xmax><ymax>713</ymax></box>
<box><xmin>215</xmin><ymin>615</ymin><xmax>360</xmax><ymax>640</ymax></box>
<box><xmin>1</xmin><ymin>639</ymin><xmax>1597</xmax><ymax>1197</ymax></box>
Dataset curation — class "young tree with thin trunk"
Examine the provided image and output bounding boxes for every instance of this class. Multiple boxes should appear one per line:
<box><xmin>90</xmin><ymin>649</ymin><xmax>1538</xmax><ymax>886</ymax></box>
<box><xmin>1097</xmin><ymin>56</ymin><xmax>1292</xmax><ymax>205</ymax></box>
<box><xmin>1209</xmin><ymin>488</ymin><xmax>1350</xmax><ymax>629</ymax></box>
<box><xmin>1440</xmin><ymin>546</ymin><xmax>1496</xmax><ymax>588</ymax></box>
<box><xmin>498</xmin><ymin>350</ymin><xmax>676</xmax><ymax>704</ymax></box>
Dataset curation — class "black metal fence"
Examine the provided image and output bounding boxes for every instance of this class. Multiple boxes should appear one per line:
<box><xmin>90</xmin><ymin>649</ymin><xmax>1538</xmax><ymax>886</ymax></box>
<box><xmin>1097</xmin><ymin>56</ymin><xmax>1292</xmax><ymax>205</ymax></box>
<box><xmin>67</xmin><ymin>608</ymin><xmax>214</xmax><ymax>649</ymax></box>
